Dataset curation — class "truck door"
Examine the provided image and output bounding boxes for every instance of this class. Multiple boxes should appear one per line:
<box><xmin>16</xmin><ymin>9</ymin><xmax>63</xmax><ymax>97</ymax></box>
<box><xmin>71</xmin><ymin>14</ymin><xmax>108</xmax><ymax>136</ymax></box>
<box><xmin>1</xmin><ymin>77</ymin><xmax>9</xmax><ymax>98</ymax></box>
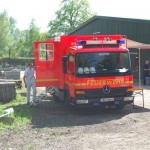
<box><xmin>34</xmin><ymin>42</ymin><xmax>58</xmax><ymax>87</ymax></box>
<box><xmin>66</xmin><ymin>54</ymin><xmax>75</xmax><ymax>97</ymax></box>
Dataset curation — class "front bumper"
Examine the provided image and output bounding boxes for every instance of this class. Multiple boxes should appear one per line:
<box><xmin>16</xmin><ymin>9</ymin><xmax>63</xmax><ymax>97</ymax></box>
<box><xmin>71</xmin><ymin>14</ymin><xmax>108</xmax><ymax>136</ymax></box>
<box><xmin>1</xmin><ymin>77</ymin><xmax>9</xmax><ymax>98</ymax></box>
<box><xmin>73</xmin><ymin>96</ymin><xmax>134</xmax><ymax>107</ymax></box>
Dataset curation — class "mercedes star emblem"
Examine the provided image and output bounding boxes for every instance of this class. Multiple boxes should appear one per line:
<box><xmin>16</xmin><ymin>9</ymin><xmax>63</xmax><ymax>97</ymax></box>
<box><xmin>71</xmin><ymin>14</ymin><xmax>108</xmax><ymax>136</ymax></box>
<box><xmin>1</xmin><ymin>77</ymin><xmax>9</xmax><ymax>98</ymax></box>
<box><xmin>103</xmin><ymin>85</ymin><xmax>111</xmax><ymax>94</ymax></box>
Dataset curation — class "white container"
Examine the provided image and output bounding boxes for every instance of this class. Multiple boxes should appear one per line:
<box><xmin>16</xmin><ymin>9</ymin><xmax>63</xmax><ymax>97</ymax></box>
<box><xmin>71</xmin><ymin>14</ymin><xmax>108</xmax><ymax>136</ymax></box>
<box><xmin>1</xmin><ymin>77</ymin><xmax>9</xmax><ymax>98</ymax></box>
<box><xmin>4</xmin><ymin>107</ymin><xmax>14</xmax><ymax>115</ymax></box>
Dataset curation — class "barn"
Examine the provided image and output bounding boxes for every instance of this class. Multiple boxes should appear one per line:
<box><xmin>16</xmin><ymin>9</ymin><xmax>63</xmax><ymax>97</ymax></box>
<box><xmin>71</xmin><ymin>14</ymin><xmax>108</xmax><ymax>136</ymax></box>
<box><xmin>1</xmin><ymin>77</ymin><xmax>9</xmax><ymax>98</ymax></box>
<box><xmin>67</xmin><ymin>16</ymin><xmax>150</xmax><ymax>81</ymax></box>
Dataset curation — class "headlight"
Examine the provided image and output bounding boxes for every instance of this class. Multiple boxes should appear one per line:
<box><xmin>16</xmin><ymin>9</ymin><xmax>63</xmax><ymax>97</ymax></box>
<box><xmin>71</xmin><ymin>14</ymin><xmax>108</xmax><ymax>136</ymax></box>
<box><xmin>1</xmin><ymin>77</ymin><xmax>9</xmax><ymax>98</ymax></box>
<box><xmin>76</xmin><ymin>91</ymin><xmax>85</xmax><ymax>94</ymax></box>
<box><xmin>127</xmin><ymin>88</ymin><xmax>134</xmax><ymax>92</ymax></box>
<box><xmin>124</xmin><ymin>97</ymin><xmax>134</xmax><ymax>101</ymax></box>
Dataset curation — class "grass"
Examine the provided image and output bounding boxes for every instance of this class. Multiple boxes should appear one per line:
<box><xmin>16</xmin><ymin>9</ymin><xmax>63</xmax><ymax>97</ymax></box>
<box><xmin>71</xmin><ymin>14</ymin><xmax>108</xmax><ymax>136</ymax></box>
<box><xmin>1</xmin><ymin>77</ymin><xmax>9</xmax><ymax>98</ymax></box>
<box><xmin>0</xmin><ymin>92</ymin><xmax>32</xmax><ymax>135</ymax></box>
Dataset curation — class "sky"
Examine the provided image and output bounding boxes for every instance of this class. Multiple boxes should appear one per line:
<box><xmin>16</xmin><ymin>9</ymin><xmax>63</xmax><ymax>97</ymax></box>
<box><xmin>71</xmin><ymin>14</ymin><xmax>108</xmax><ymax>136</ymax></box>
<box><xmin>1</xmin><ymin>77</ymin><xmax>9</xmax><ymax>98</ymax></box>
<box><xmin>0</xmin><ymin>0</ymin><xmax>149</xmax><ymax>32</ymax></box>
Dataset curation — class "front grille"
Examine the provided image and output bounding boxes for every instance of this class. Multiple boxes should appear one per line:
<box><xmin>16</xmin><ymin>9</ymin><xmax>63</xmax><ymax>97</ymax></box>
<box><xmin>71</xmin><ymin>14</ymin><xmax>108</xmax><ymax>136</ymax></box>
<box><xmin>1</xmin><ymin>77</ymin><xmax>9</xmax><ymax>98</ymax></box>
<box><xmin>76</xmin><ymin>88</ymin><xmax>128</xmax><ymax>99</ymax></box>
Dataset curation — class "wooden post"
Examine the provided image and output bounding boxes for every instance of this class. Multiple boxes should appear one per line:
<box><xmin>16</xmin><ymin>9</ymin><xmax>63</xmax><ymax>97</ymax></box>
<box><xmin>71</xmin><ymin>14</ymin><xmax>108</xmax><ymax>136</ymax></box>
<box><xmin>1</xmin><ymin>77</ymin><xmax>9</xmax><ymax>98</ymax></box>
<box><xmin>138</xmin><ymin>48</ymin><xmax>141</xmax><ymax>87</ymax></box>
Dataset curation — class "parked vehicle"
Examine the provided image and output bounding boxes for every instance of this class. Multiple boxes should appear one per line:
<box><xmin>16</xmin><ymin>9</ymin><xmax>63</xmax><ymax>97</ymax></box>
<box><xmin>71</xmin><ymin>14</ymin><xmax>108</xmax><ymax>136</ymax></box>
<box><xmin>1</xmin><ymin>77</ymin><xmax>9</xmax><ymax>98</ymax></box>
<box><xmin>34</xmin><ymin>35</ymin><xmax>133</xmax><ymax>109</ymax></box>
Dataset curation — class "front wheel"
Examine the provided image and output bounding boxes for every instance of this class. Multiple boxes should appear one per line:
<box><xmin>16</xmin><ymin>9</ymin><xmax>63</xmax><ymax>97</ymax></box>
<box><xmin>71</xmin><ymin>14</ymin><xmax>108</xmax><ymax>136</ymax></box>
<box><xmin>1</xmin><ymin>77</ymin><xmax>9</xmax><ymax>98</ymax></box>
<box><xmin>64</xmin><ymin>88</ymin><xmax>76</xmax><ymax>111</ymax></box>
<box><xmin>64</xmin><ymin>88</ymin><xmax>71</xmax><ymax>104</ymax></box>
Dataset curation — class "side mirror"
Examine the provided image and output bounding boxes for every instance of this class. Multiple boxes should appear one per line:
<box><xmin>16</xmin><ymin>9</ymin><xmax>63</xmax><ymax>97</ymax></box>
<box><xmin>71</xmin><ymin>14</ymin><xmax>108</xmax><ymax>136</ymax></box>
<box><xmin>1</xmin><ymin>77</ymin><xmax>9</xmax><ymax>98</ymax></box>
<box><xmin>62</xmin><ymin>56</ymin><xmax>67</xmax><ymax>74</ymax></box>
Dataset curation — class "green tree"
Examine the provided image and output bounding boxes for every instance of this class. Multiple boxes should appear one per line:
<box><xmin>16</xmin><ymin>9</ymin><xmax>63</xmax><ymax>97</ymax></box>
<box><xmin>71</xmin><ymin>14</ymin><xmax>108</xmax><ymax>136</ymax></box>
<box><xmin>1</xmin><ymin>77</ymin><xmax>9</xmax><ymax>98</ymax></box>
<box><xmin>23</xmin><ymin>19</ymin><xmax>41</xmax><ymax>57</ymax></box>
<box><xmin>39</xmin><ymin>32</ymin><xmax>49</xmax><ymax>41</ymax></box>
<box><xmin>48</xmin><ymin>0</ymin><xmax>94</xmax><ymax>37</ymax></box>
<box><xmin>11</xmin><ymin>29</ymin><xmax>26</xmax><ymax>57</ymax></box>
<box><xmin>18</xmin><ymin>20</ymin><xmax>48</xmax><ymax>57</ymax></box>
<box><xmin>0</xmin><ymin>11</ymin><xmax>16</xmax><ymax>57</ymax></box>
<box><xmin>0</xmin><ymin>11</ymin><xmax>48</xmax><ymax>58</ymax></box>
<box><xmin>8</xmin><ymin>17</ymin><xmax>18</xmax><ymax>58</ymax></box>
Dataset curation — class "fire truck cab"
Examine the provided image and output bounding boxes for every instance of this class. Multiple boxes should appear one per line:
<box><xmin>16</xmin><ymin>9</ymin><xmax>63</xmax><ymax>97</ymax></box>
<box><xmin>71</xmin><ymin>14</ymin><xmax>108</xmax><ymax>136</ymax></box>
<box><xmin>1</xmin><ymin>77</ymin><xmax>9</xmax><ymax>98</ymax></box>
<box><xmin>34</xmin><ymin>35</ymin><xmax>133</xmax><ymax>109</ymax></box>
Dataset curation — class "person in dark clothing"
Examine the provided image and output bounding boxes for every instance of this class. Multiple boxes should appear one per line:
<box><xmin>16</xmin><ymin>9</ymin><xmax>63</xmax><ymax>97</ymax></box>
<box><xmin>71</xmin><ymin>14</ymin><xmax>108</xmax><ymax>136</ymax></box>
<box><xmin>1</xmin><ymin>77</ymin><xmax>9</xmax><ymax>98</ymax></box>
<box><xmin>143</xmin><ymin>60</ymin><xmax>150</xmax><ymax>85</ymax></box>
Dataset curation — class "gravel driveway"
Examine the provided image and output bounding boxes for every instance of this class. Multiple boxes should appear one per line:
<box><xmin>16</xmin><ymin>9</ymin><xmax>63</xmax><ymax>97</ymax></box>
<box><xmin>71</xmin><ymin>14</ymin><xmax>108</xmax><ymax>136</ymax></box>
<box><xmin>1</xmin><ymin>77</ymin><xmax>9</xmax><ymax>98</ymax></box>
<box><xmin>1</xmin><ymin>85</ymin><xmax>150</xmax><ymax>150</ymax></box>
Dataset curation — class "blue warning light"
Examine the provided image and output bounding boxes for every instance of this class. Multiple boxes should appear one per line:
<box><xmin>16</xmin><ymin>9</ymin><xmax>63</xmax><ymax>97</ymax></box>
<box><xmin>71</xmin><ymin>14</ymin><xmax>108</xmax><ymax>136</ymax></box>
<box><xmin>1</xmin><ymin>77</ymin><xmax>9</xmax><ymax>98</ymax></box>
<box><xmin>119</xmin><ymin>40</ymin><xmax>125</xmax><ymax>44</ymax></box>
<box><xmin>77</xmin><ymin>40</ymin><xmax>86</xmax><ymax>45</ymax></box>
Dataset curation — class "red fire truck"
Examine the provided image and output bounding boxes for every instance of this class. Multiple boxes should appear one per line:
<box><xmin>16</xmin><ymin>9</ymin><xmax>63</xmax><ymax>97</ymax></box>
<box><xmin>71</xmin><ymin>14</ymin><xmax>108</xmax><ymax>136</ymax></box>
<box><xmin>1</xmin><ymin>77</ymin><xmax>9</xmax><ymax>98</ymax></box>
<box><xmin>34</xmin><ymin>35</ymin><xmax>134</xmax><ymax>109</ymax></box>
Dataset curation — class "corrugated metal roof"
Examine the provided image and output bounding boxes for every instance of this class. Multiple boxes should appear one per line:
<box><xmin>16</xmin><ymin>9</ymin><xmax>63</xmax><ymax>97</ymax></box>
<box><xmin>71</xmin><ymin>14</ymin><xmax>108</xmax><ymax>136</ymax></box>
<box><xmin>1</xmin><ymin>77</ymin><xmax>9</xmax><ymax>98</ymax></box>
<box><xmin>67</xmin><ymin>15</ymin><xmax>150</xmax><ymax>36</ymax></box>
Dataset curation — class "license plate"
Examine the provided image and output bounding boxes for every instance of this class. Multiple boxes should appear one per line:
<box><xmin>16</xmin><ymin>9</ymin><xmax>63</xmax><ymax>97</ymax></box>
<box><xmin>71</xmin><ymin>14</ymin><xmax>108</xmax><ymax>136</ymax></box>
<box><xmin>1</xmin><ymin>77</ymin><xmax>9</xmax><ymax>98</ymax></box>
<box><xmin>100</xmin><ymin>98</ymin><xmax>114</xmax><ymax>102</ymax></box>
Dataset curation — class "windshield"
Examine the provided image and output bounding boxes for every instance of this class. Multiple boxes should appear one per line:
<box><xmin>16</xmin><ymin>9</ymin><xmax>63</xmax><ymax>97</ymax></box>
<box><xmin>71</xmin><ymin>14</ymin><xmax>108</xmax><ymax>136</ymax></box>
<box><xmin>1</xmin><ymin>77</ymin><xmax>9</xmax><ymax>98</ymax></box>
<box><xmin>76</xmin><ymin>52</ymin><xmax>131</xmax><ymax>77</ymax></box>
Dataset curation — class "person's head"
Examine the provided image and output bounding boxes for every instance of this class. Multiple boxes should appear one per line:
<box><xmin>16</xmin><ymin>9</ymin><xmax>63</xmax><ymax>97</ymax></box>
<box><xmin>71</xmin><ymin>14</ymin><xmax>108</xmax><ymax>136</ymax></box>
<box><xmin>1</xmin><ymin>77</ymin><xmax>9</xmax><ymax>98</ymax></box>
<box><xmin>145</xmin><ymin>60</ymin><xmax>149</xmax><ymax>64</ymax></box>
<box><xmin>28</xmin><ymin>63</ymin><xmax>33</xmax><ymax>69</ymax></box>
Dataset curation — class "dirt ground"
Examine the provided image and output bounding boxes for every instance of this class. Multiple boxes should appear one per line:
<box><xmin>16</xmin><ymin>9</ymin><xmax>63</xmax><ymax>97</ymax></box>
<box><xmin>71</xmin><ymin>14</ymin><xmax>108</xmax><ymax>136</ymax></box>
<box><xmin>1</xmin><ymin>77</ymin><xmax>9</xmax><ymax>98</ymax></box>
<box><xmin>1</xmin><ymin>85</ymin><xmax>150</xmax><ymax>150</ymax></box>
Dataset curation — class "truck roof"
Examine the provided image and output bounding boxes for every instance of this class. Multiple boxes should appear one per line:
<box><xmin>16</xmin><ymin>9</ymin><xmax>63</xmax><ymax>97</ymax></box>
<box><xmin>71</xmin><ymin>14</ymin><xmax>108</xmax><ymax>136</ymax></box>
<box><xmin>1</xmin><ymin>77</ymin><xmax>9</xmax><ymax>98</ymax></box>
<box><xmin>69</xmin><ymin>46</ymin><xmax>129</xmax><ymax>54</ymax></box>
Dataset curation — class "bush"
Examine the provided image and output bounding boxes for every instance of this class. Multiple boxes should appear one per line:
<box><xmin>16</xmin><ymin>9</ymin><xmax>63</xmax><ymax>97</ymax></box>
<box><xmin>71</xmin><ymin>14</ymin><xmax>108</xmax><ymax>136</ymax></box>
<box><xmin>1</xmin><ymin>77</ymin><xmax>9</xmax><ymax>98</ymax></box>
<box><xmin>0</xmin><ymin>57</ymin><xmax>35</xmax><ymax>67</ymax></box>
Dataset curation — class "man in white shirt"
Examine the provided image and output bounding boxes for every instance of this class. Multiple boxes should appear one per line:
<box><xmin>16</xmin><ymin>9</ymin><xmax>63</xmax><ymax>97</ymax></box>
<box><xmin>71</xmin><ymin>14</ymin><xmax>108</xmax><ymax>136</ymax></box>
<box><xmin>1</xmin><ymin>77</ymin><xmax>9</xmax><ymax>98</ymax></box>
<box><xmin>23</xmin><ymin>63</ymin><xmax>36</xmax><ymax>105</ymax></box>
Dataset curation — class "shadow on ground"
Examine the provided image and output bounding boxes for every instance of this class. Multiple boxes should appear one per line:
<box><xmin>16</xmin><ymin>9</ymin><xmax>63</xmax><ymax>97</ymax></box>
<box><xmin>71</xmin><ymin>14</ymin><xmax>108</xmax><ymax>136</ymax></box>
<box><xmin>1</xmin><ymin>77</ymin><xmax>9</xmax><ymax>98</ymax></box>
<box><xmin>15</xmin><ymin>96</ymin><xmax>149</xmax><ymax>129</ymax></box>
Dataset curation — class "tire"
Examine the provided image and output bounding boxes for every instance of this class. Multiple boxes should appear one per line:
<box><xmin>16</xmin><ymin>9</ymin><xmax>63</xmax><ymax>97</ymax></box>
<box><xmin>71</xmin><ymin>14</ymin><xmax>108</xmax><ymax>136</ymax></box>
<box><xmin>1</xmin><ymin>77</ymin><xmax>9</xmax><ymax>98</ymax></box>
<box><xmin>0</xmin><ymin>82</ymin><xmax>16</xmax><ymax>102</ymax></box>
<box><xmin>64</xmin><ymin>88</ymin><xmax>76</xmax><ymax>112</ymax></box>
<box><xmin>64</xmin><ymin>88</ymin><xmax>71</xmax><ymax>104</ymax></box>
